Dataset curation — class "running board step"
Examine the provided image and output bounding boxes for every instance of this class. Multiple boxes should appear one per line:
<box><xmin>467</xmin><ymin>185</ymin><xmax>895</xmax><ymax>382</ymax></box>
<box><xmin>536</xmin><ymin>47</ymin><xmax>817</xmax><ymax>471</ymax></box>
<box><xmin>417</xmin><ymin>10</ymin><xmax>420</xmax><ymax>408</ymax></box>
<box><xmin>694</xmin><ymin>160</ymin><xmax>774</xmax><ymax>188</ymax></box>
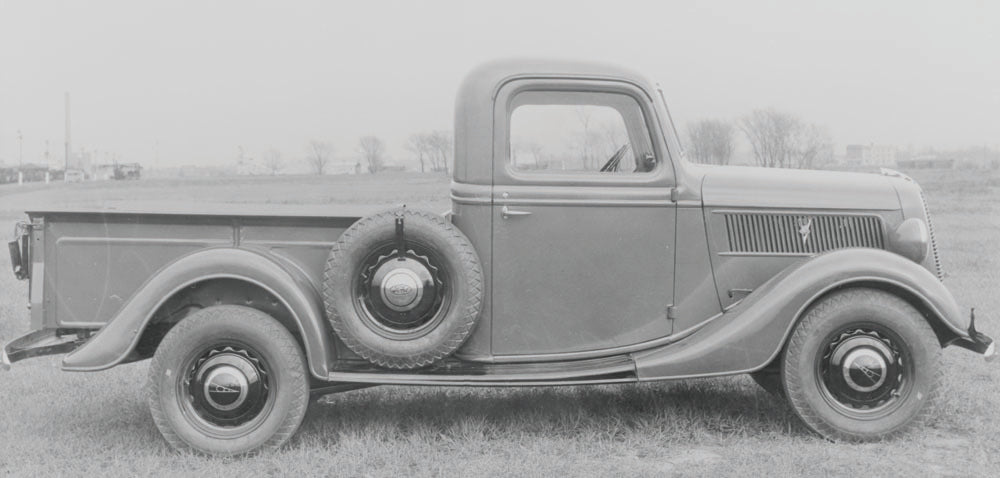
<box><xmin>326</xmin><ymin>354</ymin><xmax>637</xmax><ymax>386</ymax></box>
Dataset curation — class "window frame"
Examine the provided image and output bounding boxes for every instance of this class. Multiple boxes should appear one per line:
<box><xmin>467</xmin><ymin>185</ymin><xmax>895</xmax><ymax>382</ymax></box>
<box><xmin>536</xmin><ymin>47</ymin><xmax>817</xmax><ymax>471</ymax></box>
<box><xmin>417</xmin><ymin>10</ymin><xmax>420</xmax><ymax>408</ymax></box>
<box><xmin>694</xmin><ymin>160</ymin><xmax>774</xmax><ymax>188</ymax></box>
<box><xmin>493</xmin><ymin>78</ymin><xmax>673</xmax><ymax>188</ymax></box>
<box><xmin>508</xmin><ymin>92</ymin><xmax>652</xmax><ymax>175</ymax></box>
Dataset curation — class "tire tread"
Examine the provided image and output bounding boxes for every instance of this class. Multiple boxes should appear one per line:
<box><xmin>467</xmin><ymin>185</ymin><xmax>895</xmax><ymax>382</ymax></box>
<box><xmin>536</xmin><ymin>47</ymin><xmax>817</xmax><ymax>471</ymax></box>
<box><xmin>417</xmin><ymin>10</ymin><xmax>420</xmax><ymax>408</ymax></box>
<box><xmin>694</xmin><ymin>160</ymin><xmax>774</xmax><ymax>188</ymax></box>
<box><xmin>782</xmin><ymin>288</ymin><xmax>941</xmax><ymax>442</ymax></box>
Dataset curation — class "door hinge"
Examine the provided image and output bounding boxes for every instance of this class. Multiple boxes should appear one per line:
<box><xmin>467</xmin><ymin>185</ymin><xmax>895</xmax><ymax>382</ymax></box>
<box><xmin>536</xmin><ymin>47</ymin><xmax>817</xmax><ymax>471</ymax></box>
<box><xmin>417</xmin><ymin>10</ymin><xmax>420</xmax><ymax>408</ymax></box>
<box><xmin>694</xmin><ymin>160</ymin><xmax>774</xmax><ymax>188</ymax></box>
<box><xmin>666</xmin><ymin>305</ymin><xmax>677</xmax><ymax>321</ymax></box>
<box><xmin>670</xmin><ymin>188</ymin><xmax>679</xmax><ymax>202</ymax></box>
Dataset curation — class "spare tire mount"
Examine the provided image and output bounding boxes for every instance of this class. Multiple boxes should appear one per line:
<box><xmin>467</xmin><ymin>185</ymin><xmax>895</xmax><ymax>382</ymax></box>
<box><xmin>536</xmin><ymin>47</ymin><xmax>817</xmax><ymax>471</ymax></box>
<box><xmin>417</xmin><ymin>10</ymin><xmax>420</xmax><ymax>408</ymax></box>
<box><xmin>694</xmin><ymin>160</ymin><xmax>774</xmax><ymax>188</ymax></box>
<box><xmin>323</xmin><ymin>207</ymin><xmax>483</xmax><ymax>369</ymax></box>
<box><xmin>357</xmin><ymin>214</ymin><xmax>450</xmax><ymax>338</ymax></box>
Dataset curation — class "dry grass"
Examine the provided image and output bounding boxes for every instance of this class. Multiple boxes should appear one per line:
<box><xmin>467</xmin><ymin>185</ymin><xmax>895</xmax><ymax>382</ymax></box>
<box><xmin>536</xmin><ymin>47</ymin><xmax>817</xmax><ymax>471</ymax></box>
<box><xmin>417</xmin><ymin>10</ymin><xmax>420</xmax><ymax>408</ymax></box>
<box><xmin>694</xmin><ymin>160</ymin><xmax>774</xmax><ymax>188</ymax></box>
<box><xmin>0</xmin><ymin>170</ymin><xmax>997</xmax><ymax>477</ymax></box>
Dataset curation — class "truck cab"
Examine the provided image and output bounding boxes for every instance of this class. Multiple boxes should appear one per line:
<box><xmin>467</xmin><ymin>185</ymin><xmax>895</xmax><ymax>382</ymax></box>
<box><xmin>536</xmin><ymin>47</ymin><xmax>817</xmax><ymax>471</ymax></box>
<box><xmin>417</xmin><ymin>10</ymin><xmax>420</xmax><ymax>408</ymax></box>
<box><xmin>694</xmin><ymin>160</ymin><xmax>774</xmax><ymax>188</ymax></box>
<box><xmin>451</xmin><ymin>59</ymin><xmax>683</xmax><ymax>359</ymax></box>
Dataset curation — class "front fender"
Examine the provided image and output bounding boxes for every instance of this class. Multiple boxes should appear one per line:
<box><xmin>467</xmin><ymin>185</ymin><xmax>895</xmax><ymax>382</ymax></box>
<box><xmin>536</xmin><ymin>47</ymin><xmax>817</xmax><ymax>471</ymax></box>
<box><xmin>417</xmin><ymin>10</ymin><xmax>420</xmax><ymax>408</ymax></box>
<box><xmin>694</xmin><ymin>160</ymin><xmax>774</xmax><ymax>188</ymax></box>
<box><xmin>633</xmin><ymin>248</ymin><xmax>969</xmax><ymax>380</ymax></box>
<box><xmin>62</xmin><ymin>247</ymin><xmax>333</xmax><ymax>379</ymax></box>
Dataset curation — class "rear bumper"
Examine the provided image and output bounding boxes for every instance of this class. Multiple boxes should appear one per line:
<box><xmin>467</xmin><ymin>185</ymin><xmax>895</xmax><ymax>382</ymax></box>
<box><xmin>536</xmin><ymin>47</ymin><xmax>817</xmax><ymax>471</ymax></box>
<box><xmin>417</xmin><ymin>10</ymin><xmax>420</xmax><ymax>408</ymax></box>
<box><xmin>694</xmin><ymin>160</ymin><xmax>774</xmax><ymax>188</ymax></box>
<box><xmin>1</xmin><ymin>329</ymin><xmax>89</xmax><ymax>371</ymax></box>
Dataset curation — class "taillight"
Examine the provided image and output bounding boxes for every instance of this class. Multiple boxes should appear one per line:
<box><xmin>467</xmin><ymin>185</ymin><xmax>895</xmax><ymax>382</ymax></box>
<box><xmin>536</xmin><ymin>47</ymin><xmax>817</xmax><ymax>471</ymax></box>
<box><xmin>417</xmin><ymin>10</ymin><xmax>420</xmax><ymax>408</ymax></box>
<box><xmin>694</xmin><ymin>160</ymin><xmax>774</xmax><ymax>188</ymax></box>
<box><xmin>8</xmin><ymin>222</ymin><xmax>30</xmax><ymax>280</ymax></box>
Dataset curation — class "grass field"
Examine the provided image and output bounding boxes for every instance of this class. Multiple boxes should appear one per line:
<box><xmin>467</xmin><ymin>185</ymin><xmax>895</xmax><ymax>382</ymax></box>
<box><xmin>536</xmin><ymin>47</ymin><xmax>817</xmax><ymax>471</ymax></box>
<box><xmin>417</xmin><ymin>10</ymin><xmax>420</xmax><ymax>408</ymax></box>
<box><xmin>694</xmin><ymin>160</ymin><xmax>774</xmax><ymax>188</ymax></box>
<box><xmin>0</xmin><ymin>170</ymin><xmax>997</xmax><ymax>477</ymax></box>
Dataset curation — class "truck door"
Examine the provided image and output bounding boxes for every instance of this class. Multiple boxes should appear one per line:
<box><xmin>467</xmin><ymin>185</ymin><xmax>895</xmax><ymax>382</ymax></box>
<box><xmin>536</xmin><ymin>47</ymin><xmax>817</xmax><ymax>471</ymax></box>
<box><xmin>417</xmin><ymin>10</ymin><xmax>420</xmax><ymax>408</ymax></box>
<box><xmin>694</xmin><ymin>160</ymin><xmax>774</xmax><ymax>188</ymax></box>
<box><xmin>490</xmin><ymin>79</ymin><xmax>677</xmax><ymax>358</ymax></box>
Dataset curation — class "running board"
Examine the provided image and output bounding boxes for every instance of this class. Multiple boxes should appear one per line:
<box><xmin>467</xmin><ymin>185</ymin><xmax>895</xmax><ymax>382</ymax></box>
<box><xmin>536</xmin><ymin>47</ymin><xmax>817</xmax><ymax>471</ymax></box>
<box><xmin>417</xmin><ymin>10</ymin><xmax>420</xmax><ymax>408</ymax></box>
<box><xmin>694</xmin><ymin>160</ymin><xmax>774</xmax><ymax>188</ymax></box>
<box><xmin>325</xmin><ymin>354</ymin><xmax>637</xmax><ymax>386</ymax></box>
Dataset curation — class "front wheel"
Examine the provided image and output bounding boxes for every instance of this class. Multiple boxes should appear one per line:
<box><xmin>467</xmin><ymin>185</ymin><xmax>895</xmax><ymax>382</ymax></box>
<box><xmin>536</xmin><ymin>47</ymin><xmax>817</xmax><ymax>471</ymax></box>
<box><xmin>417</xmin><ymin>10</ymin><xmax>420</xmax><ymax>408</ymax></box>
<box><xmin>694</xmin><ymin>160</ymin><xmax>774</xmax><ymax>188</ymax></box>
<box><xmin>782</xmin><ymin>288</ymin><xmax>941</xmax><ymax>442</ymax></box>
<box><xmin>147</xmin><ymin>306</ymin><xmax>310</xmax><ymax>455</ymax></box>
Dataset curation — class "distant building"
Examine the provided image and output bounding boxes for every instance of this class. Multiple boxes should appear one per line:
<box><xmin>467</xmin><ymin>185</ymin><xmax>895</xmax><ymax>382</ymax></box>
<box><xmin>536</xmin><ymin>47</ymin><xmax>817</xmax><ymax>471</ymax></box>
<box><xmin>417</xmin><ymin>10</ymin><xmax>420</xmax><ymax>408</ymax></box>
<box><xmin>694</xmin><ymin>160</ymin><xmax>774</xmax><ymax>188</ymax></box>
<box><xmin>93</xmin><ymin>163</ymin><xmax>117</xmax><ymax>180</ymax></box>
<box><xmin>0</xmin><ymin>163</ymin><xmax>51</xmax><ymax>184</ymax></box>
<box><xmin>71</xmin><ymin>149</ymin><xmax>94</xmax><ymax>174</ymax></box>
<box><xmin>845</xmin><ymin>144</ymin><xmax>866</xmax><ymax>161</ymax></box>
<box><xmin>845</xmin><ymin>144</ymin><xmax>896</xmax><ymax>167</ymax></box>
<box><xmin>896</xmin><ymin>156</ymin><xmax>955</xmax><ymax>170</ymax></box>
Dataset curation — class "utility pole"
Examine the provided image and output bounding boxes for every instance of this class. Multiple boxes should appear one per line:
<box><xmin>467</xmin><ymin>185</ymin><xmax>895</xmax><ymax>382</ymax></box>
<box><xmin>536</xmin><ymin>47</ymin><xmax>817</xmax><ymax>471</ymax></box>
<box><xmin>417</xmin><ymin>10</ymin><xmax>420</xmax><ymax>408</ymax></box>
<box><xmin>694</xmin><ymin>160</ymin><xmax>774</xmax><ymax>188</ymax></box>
<box><xmin>44</xmin><ymin>140</ymin><xmax>51</xmax><ymax>183</ymax></box>
<box><xmin>17</xmin><ymin>129</ymin><xmax>23</xmax><ymax>185</ymax></box>
<box><xmin>65</xmin><ymin>92</ymin><xmax>71</xmax><ymax>180</ymax></box>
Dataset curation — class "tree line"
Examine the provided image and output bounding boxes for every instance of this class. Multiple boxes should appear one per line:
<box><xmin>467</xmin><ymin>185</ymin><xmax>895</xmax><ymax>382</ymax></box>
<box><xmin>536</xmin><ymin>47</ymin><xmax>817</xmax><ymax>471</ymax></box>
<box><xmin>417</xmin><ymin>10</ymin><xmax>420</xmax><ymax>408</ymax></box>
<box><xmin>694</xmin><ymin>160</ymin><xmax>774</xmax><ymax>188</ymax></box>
<box><xmin>240</xmin><ymin>109</ymin><xmax>831</xmax><ymax>176</ymax></box>
<box><xmin>685</xmin><ymin>109</ymin><xmax>831</xmax><ymax>169</ymax></box>
<box><xmin>242</xmin><ymin>131</ymin><xmax>453</xmax><ymax>176</ymax></box>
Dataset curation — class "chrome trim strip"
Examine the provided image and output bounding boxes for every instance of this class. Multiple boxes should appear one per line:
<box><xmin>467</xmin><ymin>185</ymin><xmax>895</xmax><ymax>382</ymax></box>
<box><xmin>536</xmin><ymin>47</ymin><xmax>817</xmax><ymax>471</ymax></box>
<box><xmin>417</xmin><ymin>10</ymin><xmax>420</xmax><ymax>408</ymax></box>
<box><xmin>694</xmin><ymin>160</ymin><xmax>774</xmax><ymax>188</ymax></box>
<box><xmin>718</xmin><ymin>252</ymin><xmax>813</xmax><ymax>257</ymax></box>
<box><xmin>496</xmin><ymin>198</ymin><xmax>673</xmax><ymax>207</ymax></box>
<box><xmin>711</xmin><ymin>209</ymin><xmax>887</xmax><ymax>217</ymax></box>
<box><xmin>450</xmin><ymin>194</ymin><xmax>491</xmax><ymax>206</ymax></box>
<box><xmin>324</xmin><ymin>374</ymin><xmax>636</xmax><ymax>387</ymax></box>
<box><xmin>55</xmin><ymin>237</ymin><xmax>231</xmax><ymax>247</ymax></box>
<box><xmin>453</xmin><ymin>195</ymin><xmax>674</xmax><ymax>207</ymax></box>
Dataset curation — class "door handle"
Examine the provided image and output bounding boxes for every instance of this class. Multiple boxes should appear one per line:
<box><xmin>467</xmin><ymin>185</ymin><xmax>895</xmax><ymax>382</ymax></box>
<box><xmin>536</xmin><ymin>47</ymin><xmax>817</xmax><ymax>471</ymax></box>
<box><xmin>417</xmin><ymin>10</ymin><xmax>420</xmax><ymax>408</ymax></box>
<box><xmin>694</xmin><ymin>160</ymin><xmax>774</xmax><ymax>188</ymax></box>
<box><xmin>501</xmin><ymin>206</ymin><xmax>532</xmax><ymax>219</ymax></box>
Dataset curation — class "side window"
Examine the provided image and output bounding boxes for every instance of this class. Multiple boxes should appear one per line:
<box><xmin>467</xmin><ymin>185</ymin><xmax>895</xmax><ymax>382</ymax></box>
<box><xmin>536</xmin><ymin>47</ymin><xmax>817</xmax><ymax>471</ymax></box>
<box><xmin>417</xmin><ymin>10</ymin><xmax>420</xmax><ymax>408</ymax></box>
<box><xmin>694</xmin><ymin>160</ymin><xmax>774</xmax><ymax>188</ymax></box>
<box><xmin>509</xmin><ymin>91</ymin><xmax>655</xmax><ymax>174</ymax></box>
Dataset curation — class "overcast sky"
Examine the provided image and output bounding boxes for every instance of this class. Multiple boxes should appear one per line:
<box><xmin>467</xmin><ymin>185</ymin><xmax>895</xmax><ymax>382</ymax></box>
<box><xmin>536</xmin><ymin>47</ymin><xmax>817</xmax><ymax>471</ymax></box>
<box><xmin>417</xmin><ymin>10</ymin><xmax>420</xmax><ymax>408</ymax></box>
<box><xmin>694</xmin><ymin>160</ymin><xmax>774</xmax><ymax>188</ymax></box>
<box><xmin>1</xmin><ymin>0</ymin><xmax>997</xmax><ymax>168</ymax></box>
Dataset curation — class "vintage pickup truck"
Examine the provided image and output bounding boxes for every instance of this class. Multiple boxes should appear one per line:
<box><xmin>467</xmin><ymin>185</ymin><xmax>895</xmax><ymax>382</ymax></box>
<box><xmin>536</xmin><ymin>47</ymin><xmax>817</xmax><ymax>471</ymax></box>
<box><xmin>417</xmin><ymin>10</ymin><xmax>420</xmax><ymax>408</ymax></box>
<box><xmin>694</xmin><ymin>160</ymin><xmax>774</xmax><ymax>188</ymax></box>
<box><xmin>4</xmin><ymin>59</ymin><xmax>994</xmax><ymax>455</ymax></box>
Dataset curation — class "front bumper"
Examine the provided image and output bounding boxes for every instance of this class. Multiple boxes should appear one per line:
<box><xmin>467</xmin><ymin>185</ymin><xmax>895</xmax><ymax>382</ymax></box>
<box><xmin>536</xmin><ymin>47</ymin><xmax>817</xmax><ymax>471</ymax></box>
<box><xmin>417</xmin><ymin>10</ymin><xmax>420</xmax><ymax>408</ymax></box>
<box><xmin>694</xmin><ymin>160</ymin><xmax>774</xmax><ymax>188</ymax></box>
<box><xmin>1</xmin><ymin>329</ymin><xmax>89</xmax><ymax>371</ymax></box>
<box><xmin>952</xmin><ymin>309</ymin><xmax>995</xmax><ymax>362</ymax></box>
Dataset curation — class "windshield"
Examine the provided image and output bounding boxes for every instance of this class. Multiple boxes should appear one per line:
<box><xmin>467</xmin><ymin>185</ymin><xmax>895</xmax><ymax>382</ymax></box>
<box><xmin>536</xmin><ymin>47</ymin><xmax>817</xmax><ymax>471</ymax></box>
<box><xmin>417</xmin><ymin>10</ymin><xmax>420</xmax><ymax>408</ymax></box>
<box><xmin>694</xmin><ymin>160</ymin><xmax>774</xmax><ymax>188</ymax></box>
<box><xmin>657</xmin><ymin>86</ymin><xmax>686</xmax><ymax>159</ymax></box>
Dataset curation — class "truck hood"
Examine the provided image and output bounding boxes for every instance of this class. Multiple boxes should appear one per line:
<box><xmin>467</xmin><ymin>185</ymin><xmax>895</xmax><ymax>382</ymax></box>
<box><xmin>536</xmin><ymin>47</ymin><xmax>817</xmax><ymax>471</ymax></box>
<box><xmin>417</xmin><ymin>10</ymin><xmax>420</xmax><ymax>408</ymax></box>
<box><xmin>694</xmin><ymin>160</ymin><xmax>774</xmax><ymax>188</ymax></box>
<box><xmin>695</xmin><ymin>164</ymin><xmax>901</xmax><ymax>211</ymax></box>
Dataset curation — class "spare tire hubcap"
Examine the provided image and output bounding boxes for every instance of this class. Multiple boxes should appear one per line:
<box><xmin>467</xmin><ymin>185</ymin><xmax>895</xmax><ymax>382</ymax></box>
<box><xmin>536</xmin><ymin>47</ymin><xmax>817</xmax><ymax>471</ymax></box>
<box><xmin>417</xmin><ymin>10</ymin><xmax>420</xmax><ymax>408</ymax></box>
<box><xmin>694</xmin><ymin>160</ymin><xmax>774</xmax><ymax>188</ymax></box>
<box><xmin>380</xmin><ymin>268</ymin><xmax>423</xmax><ymax>311</ymax></box>
<box><xmin>362</xmin><ymin>253</ymin><xmax>443</xmax><ymax>332</ymax></box>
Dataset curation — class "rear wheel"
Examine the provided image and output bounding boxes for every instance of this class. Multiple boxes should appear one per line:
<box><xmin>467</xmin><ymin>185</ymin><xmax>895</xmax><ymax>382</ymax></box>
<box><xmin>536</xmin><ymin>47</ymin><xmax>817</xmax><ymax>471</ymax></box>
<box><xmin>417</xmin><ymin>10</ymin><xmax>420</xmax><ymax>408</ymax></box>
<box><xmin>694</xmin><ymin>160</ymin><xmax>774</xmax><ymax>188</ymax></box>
<box><xmin>147</xmin><ymin>306</ymin><xmax>309</xmax><ymax>455</ymax></box>
<box><xmin>782</xmin><ymin>289</ymin><xmax>941</xmax><ymax>442</ymax></box>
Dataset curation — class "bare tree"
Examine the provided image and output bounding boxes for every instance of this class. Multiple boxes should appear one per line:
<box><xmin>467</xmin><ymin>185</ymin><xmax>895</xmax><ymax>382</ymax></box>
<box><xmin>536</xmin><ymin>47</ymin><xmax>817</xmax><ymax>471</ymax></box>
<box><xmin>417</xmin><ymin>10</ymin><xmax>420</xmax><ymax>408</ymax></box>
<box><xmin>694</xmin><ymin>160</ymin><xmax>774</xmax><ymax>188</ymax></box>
<box><xmin>687</xmin><ymin>119</ymin><xmax>736</xmax><ymax>165</ymax></box>
<box><xmin>791</xmin><ymin>124</ymin><xmax>832</xmax><ymax>169</ymax></box>
<box><xmin>575</xmin><ymin>106</ymin><xmax>596</xmax><ymax>169</ymax></box>
<box><xmin>426</xmin><ymin>130</ymin><xmax>452</xmax><ymax>174</ymax></box>
<box><xmin>739</xmin><ymin>109</ymin><xmax>829</xmax><ymax>168</ymax></box>
<box><xmin>307</xmin><ymin>140</ymin><xmax>334</xmax><ymax>175</ymax></box>
<box><xmin>740</xmin><ymin>109</ymin><xmax>795</xmax><ymax>168</ymax></box>
<box><xmin>526</xmin><ymin>141</ymin><xmax>544</xmax><ymax>166</ymax></box>
<box><xmin>598</xmin><ymin>121</ymin><xmax>626</xmax><ymax>158</ymax></box>
<box><xmin>512</xmin><ymin>140</ymin><xmax>545</xmax><ymax>169</ymax></box>
<box><xmin>359</xmin><ymin>136</ymin><xmax>385</xmax><ymax>174</ymax></box>
<box><xmin>262</xmin><ymin>148</ymin><xmax>284</xmax><ymax>175</ymax></box>
<box><xmin>405</xmin><ymin>134</ymin><xmax>431</xmax><ymax>173</ymax></box>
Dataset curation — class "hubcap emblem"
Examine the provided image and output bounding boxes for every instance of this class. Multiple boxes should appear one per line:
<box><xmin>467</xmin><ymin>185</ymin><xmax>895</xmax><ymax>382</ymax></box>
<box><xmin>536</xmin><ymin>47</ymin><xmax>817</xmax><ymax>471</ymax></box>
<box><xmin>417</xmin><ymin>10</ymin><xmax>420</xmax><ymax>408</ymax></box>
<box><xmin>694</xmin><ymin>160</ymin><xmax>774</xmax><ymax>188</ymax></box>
<box><xmin>204</xmin><ymin>366</ymin><xmax>249</xmax><ymax>411</ymax></box>
<box><xmin>842</xmin><ymin>348</ymin><xmax>887</xmax><ymax>392</ymax></box>
<box><xmin>380</xmin><ymin>268</ymin><xmax>423</xmax><ymax>311</ymax></box>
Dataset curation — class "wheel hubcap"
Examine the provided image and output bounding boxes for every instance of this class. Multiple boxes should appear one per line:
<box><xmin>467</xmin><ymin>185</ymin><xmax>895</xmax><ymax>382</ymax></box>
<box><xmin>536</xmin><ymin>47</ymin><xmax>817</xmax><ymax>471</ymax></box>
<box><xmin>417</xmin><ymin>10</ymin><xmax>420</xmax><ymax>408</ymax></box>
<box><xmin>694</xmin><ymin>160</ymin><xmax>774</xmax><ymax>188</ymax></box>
<box><xmin>184</xmin><ymin>345</ymin><xmax>270</xmax><ymax>429</ymax></box>
<box><xmin>841</xmin><ymin>348</ymin><xmax>887</xmax><ymax>393</ymax></box>
<box><xmin>203</xmin><ymin>365</ymin><xmax>249</xmax><ymax>411</ymax></box>
<box><xmin>819</xmin><ymin>328</ymin><xmax>908</xmax><ymax>415</ymax></box>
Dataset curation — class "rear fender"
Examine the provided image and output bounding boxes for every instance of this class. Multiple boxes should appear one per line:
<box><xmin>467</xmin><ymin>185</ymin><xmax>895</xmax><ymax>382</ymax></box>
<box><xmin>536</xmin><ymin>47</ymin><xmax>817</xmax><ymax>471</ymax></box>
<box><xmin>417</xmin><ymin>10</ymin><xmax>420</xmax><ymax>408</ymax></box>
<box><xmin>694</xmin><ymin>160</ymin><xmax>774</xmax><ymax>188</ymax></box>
<box><xmin>633</xmin><ymin>248</ymin><xmax>968</xmax><ymax>380</ymax></box>
<box><xmin>62</xmin><ymin>247</ymin><xmax>333</xmax><ymax>378</ymax></box>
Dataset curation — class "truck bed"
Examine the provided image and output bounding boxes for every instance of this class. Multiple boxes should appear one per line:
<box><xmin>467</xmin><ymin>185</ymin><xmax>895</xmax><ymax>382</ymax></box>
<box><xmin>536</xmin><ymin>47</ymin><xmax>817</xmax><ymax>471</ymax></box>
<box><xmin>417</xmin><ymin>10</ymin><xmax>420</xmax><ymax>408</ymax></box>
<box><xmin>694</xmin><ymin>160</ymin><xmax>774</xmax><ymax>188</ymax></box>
<box><xmin>27</xmin><ymin>204</ymin><xmax>380</xmax><ymax>329</ymax></box>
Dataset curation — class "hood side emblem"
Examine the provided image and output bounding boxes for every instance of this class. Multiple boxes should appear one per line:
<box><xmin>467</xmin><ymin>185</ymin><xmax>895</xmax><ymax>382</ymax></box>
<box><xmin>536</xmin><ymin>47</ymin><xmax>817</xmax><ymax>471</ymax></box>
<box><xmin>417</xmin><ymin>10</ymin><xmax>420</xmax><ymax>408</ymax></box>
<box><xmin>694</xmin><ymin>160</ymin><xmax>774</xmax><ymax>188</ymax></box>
<box><xmin>798</xmin><ymin>217</ymin><xmax>813</xmax><ymax>245</ymax></box>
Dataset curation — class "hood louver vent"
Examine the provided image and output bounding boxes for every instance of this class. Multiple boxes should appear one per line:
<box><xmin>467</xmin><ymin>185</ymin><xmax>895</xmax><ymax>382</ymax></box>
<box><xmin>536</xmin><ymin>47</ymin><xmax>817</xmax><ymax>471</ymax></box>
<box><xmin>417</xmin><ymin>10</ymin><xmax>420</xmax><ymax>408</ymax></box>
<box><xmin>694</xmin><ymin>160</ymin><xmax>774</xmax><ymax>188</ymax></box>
<box><xmin>918</xmin><ymin>191</ymin><xmax>944</xmax><ymax>280</ymax></box>
<box><xmin>723</xmin><ymin>213</ymin><xmax>885</xmax><ymax>255</ymax></box>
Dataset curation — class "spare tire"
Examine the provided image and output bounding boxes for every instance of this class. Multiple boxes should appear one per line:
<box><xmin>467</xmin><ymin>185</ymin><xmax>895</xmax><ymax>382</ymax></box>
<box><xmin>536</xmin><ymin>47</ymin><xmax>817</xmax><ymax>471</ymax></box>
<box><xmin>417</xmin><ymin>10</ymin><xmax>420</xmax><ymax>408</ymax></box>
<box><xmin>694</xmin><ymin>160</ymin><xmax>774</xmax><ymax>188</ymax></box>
<box><xmin>323</xmin><ymin>208</ymin><xmax>483</xmax><ymax>369</ymax></box>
